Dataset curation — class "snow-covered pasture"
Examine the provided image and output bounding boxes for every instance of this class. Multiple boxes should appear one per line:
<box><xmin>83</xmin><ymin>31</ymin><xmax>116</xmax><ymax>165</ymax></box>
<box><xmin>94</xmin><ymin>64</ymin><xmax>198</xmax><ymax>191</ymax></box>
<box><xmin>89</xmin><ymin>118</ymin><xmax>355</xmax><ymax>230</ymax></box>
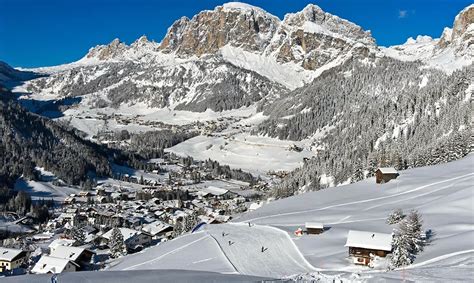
<box><xmin>166</xmin><ymin>133</ymin><xmax>315</xmax><ymax>175</ymax></box>
<box><xmin>108</xmin><ymin>154</ymin><xmax>474</xmax><ymax>280</ymax></box>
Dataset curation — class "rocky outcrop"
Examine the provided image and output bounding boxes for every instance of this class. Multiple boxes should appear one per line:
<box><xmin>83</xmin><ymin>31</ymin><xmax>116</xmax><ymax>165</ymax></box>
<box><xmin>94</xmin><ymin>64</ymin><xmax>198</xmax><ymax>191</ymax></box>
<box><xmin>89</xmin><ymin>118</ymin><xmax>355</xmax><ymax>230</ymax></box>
<box><xmin>159</xmin><ymin>3</ymin><xmax>279</xmax><ymax>56</ymax></box>
<box><xmin>267</xmin><ymin>4</ymin><xmax>375</xmax><ymax>69</ymax></box>
<box><xmin>86</xmin><ymin>38</ymin><xmax>128</xmax><ymax>60</ymax></box>
<box><xmin>159</xmin><ymin>2</ymin><xmax>376</xmax><ymax>70</ymax></box>
<box><xmin>438</xmin><ymin>4</ymin><xmax>473</xmax><ymax>52</ymax></box>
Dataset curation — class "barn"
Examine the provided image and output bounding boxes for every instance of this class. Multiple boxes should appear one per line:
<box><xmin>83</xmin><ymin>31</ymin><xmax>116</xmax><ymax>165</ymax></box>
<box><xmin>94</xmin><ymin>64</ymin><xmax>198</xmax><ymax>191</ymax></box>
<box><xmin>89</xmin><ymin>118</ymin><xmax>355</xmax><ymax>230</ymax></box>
<box><xmin>305</xmin><ymin>222</ymin><xmax>325</xmax><ymax>234</ymax></box>
<box><xmin>375</xmin><ymin>167</ymin><xmax>399</xmax><ymax>184</ymax></box>
<box><xmin>345</xmin><ymin>230</ymin><xmax>392</xmax><ymax>265</ymax></box>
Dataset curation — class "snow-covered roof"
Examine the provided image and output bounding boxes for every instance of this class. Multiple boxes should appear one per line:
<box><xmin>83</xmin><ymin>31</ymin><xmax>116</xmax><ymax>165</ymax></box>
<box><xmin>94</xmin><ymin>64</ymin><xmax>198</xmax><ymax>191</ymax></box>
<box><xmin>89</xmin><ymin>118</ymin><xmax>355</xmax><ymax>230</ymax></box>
<box><xmin>31</xmin><ymin>255</ymin><xmax>78</xmax><ymax>274</ymax></box>
<box><xmin>102</xmin><ymin>227</ymin><xmax>141</xmax><ymax>241</ymax></box>
<box><xmin>344</xmin><ymin>230</ymin><xmax>392</xmax><ymax>251</ymax></box>
<box><xmin>305</xmin><ymin>222</ymin><xmax>324</xmax><ymax>229</ymax></box>
<box><xmin>200</xmin><ymin>186</ymin><xmax>229</xmax><ymax>196</ymax></box>
<box><xmin>142</xmin><ymin>221</ymin><xmax>172</xmax><ymax>236</ymax></box>
<box><xmin>0</xmin><ymin>247</ymin><xmax>25</xmax><ymax>261</ymax></box>
<box><xmin>49</xmin><ymin>245</ymin><xmax>90</xmax><ymax>261</ymax></box>
<box><xmin>48</xmin><ymin>238</ymin><xmax>76</xmax><ymax>251</ymax></box>
<box><xmin>377</xmin><ymin>167</ymin><xmax>399</xmax><ymax>174</ymax></box>
<box><xmin>249</xmin><ymin>202</ymin><xmax>263</xmax><ymax>211</ymax></box>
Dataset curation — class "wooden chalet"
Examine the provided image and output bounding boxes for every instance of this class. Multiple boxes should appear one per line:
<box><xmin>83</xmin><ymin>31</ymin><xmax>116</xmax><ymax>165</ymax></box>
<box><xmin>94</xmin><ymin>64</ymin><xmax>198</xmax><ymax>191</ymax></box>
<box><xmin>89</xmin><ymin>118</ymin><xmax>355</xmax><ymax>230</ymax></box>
<box><xmin>375</xmin><ymin>167</ymin><xmax>399</xmax><ymax>184</ymax></box>
<box><xmin>305</xmin><ymin>222</ymin><xmax>325</xmax><ymax>234</ymax></box>
<box><xmin>345</xmin><ymin>230</ymin><xmax>392</xmax><ymax>265</ymax></box>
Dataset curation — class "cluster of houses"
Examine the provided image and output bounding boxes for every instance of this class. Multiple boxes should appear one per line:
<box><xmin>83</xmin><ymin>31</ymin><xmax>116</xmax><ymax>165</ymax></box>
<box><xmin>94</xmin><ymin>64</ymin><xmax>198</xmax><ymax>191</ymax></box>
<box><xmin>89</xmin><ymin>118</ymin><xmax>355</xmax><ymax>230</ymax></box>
<box><xmin>0</xmin><ymin>179</ymin><xmax>258</xmax><ymax>275</ymax></box>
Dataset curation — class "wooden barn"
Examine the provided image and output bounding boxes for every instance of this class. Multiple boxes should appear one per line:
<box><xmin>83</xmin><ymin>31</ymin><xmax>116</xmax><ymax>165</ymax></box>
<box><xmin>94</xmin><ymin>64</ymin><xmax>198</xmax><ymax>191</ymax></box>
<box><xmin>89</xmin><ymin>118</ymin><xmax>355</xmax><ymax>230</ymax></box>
<box><xmin>305</xmin><ymin>222</ymin><xmax>325</xmax><ymax>234</ymax></box>
<box><xmin>375</xmin><ymin>167</ymin><xmax>399</xmax><ymax>184</ymax></box>
<box><xmin>345</xmin><ymin>230</ymin><xmax>392</xmax><ymax>265</ymax></box>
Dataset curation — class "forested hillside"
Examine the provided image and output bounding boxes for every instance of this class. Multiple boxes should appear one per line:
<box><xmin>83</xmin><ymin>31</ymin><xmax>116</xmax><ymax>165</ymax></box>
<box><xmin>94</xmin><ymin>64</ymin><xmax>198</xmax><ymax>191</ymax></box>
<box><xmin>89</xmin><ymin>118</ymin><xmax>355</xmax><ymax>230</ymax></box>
<box><xmin>0</xmin><ymin>92</ymin><xmax>112</xmax><ymax>186</ymax></box>
<box><xmin>259</xmin><ymin>59</ymin><xmax>472</xmax><ymax>196</ymax></box>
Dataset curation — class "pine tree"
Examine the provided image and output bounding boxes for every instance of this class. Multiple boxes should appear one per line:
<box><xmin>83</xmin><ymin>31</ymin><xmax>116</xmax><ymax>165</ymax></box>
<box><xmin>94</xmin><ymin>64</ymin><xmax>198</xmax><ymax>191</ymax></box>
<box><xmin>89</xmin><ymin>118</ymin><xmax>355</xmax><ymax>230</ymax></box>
<box><xmin>405</xmin><ymin>210</ymin><xmax>424</xmax><ymax>254</ymax></box>
<box><xmin>109</xmin><ymin>228</ymin><xmax>125</xmax><ymax>258</ymax></box>
<box><xmin>390</xmin><ymin>210</ymin><xmax>425</xmax><ymax>268</ymax></box>
<box><xmin>390</xmin><ymin>221</ymin><xmax>413</xmax><ymax>268</ymax></box>
<box><xmin>386</xmin><ymin>208</ymin><xmax>406</xmax><ymax>225</ymax></box>
<box><xmin>70</xmin><ymin>226</ymin><xmax>85</xmax><ymax>245</ymax></box>
<box><xmin>173</xmin><ymin>220</ymin><xmax>184</xmax><ymax>238</ymax></box>
<box><xmin>351</xmin><ymin>160</ymin><xmax>364</xmax><ymax>182</ymax></box>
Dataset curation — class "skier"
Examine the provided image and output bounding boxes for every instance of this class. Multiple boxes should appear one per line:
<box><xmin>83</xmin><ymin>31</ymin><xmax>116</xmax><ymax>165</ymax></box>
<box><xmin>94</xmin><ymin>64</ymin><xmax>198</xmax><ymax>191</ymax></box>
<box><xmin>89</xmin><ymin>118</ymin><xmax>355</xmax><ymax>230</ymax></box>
<box><xmin>261</xmin><ymin>246</ymin><xmax>265</xmax><ymax>252</ymax></box>
<box><xmin>248</xmin><ymin>222</ymin><xmax>251</xmax><ymax>227</ymax></box>
<box><xmin>222</xmin><ymin>232</ymin><xmax>225</xmax><ymax>237</ymax></box>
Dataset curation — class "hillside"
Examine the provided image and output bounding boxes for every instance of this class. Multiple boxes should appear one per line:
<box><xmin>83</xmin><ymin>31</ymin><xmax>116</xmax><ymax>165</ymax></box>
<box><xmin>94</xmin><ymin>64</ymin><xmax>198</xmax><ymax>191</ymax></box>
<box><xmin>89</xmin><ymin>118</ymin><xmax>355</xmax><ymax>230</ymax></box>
<box><xmin>106</xmin><ymin>154</ymin><xmax>474</xmax><ymax>281</ymax></box>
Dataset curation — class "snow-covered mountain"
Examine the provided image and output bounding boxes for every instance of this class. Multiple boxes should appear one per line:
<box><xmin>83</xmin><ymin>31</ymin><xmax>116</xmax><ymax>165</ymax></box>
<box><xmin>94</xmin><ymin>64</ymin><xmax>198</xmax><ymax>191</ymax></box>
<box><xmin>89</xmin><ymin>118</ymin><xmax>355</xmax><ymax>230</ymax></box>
<box><xmin>19</xmin><ymin>3</ymin><xmax>472</xmax><ymax>110</ymax></box>
<box><xmin>383</xmin><ymin>4</ymin><xmax>474</xmax><ymax>72</ymax></box>
<box><xmin>10</xmin><ymin>2</ymin><xmax>473</xmax><ymax>188</ymax></box>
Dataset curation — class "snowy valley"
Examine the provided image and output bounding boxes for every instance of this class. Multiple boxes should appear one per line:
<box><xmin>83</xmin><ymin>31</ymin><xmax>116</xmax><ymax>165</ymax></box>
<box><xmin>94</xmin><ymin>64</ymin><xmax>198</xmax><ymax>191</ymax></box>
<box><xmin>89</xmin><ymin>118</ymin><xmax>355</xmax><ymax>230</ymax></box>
<box><xmin>0</xmin><ymin>1</ymin><xmax>473</xmax><ymax>282</ymax></box>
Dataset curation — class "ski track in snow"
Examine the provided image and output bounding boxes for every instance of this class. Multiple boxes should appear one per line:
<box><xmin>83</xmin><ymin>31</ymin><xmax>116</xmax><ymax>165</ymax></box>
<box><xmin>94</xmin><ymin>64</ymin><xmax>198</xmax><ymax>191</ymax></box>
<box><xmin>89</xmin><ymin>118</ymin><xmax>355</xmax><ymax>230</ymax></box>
<box><xmin>204</xmin><ymin>223</ymin><xmax>317</xmax><ymax>277</ymax></box>
<box><xmin>362</xmin><ymin>174</ymin><xmax>473</xmax><ymax>211</ymax></box>
<box><xmin>404</xmin><ymin>250</ymin><xmax>474</xmax><ymax>269</ymax></box>
<box><xmin>240</xmin><ymin>172</ymin><xmax>474</xmax><ymax>223</ymax></box>
<box><xmin>123</xmin><ymin>234</ymin><xmax>208</xmax><ymax>270</ymax></box>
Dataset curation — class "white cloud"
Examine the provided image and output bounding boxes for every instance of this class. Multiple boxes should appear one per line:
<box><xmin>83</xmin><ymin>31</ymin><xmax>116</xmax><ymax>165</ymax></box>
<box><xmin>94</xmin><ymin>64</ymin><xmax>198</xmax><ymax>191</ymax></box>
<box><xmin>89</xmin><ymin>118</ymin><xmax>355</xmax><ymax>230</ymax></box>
<box><xmin>398</xmin><ymin>10</ymin><xmax>408</xmax><ymax>18</ymax></box>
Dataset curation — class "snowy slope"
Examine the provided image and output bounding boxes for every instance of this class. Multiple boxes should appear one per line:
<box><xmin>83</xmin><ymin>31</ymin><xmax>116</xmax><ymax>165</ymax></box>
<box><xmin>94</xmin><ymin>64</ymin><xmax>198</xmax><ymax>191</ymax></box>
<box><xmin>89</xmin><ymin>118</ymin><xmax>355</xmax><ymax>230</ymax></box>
<box><xmin>166</xmin><ymin>133</ymin><xmax>316</xmax><ymax>174</ymax></box>
<box><xmin>237</xmin><ymin>154</ymin><xmax>474</xmax><ymax>275</ymax></box>
<box><xmin>107</xmin><ymin>154</ymin><xmax>474</xmax><ymax>280</ymax></box>
<box><xmin>111</xmin><ymin>223</ymin><xmax>316</xmax><ymax>278</ymax></box>
<box><xmin>109</xmin><ymin>232</ymin><xmax>236</xmax><ymax>274</ymax></box>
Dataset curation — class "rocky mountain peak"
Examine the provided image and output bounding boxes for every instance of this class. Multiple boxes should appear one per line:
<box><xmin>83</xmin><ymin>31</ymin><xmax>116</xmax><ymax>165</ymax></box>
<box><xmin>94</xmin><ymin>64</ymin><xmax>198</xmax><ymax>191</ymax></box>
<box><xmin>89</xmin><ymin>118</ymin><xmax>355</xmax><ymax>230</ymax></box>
<box><xmin>159</xmin><ymin>2</ymin><xmax>279</xmax><ymax>56</ymax></box>
<box><xmin>452</xmin><ymin>4</ymin><xmax>474</xmax><ymax>40</ymax></box>
<box><xmin>130</xmin><ymin>35</ymin><xmax>154</xmax><ymax>49</ymax></box>
<box><xmin>158</xmin><ymin>2</ymin><xmax>376</xmax><ymax>71</ymax></box>
<box><xmin>438</xmin><ymin>4</ymin><xmax>473</xmax><ymax>54</ymax></box>
<box><xmin>86</xmin><ymin>38</ymin><xmax>128</xmax><ymax>60</ymax></box>
<box><xmin>282</xmin><ymin>4</ymin><xmax>375</xmax><ymax>45</ymax></box>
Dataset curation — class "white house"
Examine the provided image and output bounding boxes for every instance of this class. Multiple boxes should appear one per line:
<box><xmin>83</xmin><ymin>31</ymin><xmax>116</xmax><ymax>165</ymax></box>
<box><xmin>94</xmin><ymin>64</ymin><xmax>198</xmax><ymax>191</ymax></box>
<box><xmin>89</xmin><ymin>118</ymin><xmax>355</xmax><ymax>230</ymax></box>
<box><xmin>31</xmin><ymin>256</ymin><xmax>79</xmax><ymax>274</ymax></box>
<box><xmin>0</xmin><ymin>248</ymin><xmax>28</xmax><ymax>272</ymax></box>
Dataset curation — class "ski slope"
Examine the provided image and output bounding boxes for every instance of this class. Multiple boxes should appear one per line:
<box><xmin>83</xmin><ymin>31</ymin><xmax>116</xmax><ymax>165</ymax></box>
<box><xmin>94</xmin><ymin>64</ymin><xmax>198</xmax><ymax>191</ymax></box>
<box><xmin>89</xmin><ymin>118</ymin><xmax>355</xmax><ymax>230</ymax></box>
<box><xmin>109</xmin><ymin>154</ymin><xmax>474</xmax><ymax>280</ymax></box>
<box><xmin>205</xmin><ymin>223</ymin><xmax>316</xmax><ymax>277</ymax></box>
<box><xmin>111</xmin><ymin>223</ymin><xmax>315</xmax><ymax>278</ymax></box>
<box><xmin>109</xmin><ymin>232</ymin><xmax>236</xmax><ymax>274</ymax></box>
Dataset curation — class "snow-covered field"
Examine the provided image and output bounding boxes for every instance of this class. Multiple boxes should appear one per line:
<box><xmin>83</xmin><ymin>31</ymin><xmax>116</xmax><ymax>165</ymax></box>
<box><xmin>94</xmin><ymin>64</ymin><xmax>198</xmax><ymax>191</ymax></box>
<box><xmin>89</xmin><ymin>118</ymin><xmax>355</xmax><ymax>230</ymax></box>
<box><xmin>14</xmin><ymin>178</ymin><xmax>80</xmax><ymax>202</ymax></box>
<box><xmin>166</xmin><ymin>133</ymin><xmax>315</xmax><ymax>175</ymax></box>
<box><xmin>107</xmin><ymin>154</ymin><xmax>474</xmax><ymax>281</ymax></box>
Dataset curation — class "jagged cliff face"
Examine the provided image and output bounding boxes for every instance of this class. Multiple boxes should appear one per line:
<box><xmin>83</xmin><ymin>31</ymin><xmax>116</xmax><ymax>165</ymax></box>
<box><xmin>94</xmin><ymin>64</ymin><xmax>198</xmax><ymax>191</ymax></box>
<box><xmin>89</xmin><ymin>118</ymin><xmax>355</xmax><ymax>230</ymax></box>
<box><xmin>438</xmin><ymin>4</ymin><xmax>474</xmax><ymax>54</ymax></box>
<box><xmin>86</xmin><ymin>38</ymin><xmax>128</xmax><ymax>60</ymax></box>
<box><xmin>159</xmin><ymin>4</ymin><xmax>279</xmax><ymax>56</ymax></box>
<box><xmin>268</xmin><ymin>4</ymin><xmax>375</xmax><ymax>69</ymax></box>
<box><xmin>158</xmin><ymin>3</ymin><xmax>376</xmax><ymax>70</ymax></box>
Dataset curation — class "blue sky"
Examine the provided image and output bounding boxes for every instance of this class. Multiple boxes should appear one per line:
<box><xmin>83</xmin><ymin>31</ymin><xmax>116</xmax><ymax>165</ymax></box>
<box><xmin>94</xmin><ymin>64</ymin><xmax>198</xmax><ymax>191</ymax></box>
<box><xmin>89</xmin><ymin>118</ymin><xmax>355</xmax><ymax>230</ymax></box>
<box><xmin>0</xmin><ymin>0</ymin><xmax>471</xmax><ymax>67</ymax></box>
